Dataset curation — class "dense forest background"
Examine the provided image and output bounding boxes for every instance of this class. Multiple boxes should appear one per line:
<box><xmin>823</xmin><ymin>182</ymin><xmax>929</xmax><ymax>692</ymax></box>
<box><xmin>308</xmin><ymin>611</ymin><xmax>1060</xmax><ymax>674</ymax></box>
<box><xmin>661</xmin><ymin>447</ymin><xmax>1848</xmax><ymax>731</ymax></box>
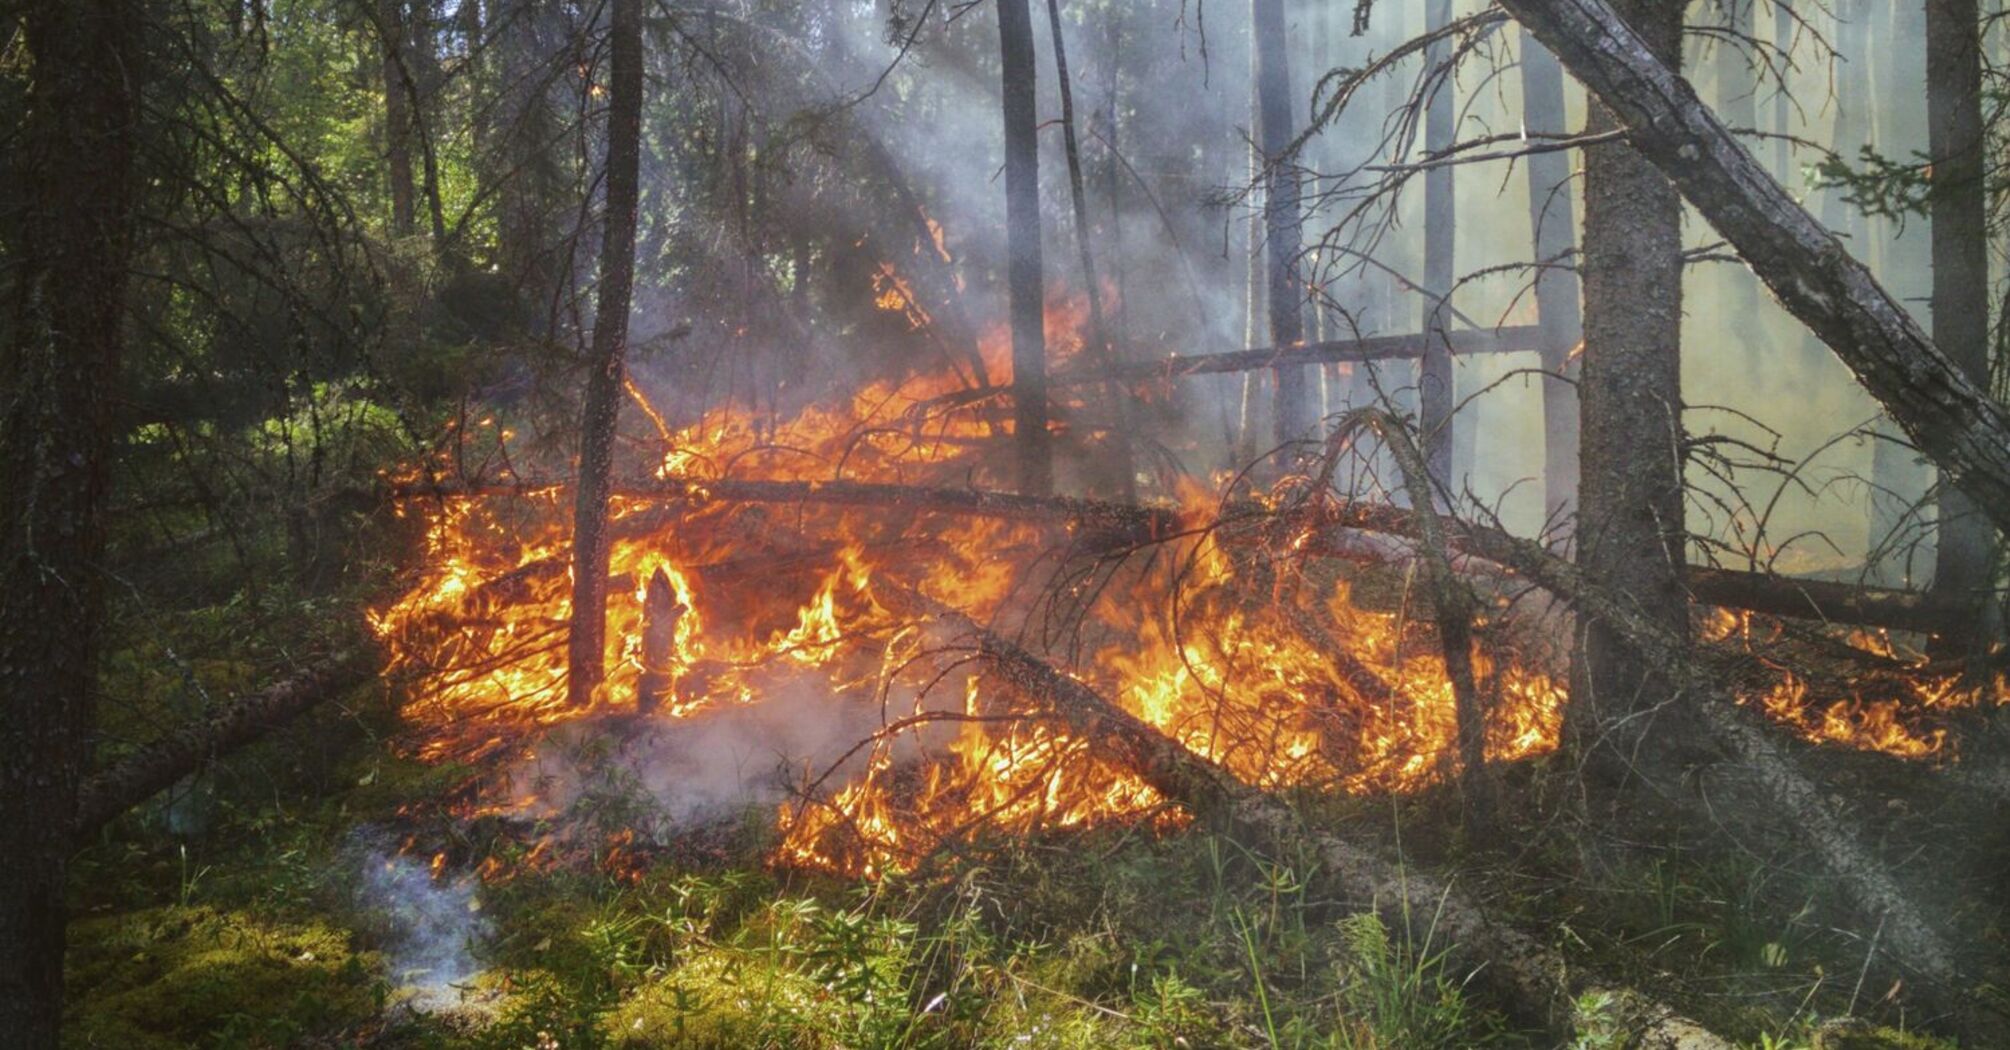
<box><xmin>3</xmin><ymin>0</ymin><xmax>2009</xmax><ymax>1047</ymax></box>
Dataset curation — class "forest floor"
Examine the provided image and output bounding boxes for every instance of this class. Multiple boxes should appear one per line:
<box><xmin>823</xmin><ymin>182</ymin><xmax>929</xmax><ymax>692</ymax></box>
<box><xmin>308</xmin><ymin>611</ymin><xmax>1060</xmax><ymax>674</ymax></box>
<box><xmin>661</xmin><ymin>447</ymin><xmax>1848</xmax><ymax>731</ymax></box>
<box><xmin>62</xmin><ymin>545</ymin><xmax>1976</xmax><ymax>1049</ymax></box>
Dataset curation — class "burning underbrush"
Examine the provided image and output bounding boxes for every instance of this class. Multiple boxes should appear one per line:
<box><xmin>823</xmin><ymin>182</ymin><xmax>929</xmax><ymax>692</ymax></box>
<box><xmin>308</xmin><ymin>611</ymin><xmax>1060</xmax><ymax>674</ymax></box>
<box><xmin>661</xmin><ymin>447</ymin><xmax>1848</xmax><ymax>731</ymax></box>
<box><xmin>369</xmin><ymin>329</ymin><xmax>2003</xmax><ymax>887</ymax></box>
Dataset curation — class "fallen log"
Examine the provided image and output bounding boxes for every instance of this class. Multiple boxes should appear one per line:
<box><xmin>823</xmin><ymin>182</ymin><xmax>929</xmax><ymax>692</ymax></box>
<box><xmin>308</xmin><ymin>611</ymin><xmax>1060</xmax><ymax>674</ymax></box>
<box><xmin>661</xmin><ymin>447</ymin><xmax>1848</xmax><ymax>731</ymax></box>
<box><xmin>71</xmin><ymin>649</ymin><xmax>375</xmax><ymax>843</ymax></box>
<box><xmin>1310</xmin><ymin>499</ymin><xmax>1979</xmax><ymax>1021</ymax></box>
<box><xmin>401</xmin><ymin>479</ymin><xmax>1956</xmax><ymax>634</ymax></box>
<box><xmin>876</xmin><ymin>580</ymin><xmax>1729</xmax><ymax>1047</ymax></box>
<box><xmin>1054</xmin><ymin>324</ymin><xmax>1550</xmax><ymax>385</ymax></box>
<box><xmin>1496</xmin><ymin>0</ymin><xmax>2010</xmax><ymax>535</ymax></box>
<box><xmin>1684</xmin><ymin>567</ymin><xmax>1963</xmax><ymax>637</ymax></box>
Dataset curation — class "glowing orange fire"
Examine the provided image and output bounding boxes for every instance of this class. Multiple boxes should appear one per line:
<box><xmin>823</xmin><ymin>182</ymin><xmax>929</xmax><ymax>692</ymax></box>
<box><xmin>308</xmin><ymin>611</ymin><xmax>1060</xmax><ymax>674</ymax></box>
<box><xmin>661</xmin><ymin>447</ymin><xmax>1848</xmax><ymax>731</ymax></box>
<box><xmin>370</xmin><ymin>287</ymin><xmax>1994</xmax><ymax>880</ymax></box>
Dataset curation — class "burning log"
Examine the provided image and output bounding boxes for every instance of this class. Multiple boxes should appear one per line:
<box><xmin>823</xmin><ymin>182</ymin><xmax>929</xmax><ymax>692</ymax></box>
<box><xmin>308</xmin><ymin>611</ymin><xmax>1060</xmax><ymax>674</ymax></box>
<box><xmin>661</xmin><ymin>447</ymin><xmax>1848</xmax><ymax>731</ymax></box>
<box><xmin>71</xmin><ymin>650</ymin><xmax>375</xmax><ymax>842</ymax></box>
<box><xmin>400</xmin><ymin>480</ymin><xmax>1957</xmax><ymax>635</ymax></box>
<box><xmin>876</xmin><ymin>580</ymin><xmax>1726</xmax><ymax>1046</ymax></box>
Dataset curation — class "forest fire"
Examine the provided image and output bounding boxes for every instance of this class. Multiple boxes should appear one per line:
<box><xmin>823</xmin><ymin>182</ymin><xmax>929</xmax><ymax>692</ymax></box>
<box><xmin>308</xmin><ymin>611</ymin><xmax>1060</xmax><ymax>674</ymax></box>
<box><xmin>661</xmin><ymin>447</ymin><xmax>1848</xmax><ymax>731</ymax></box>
<box><xmin>369</xmin><ymin>319</ymin><xmax>1990</xmax><ymax>883</ymax></box>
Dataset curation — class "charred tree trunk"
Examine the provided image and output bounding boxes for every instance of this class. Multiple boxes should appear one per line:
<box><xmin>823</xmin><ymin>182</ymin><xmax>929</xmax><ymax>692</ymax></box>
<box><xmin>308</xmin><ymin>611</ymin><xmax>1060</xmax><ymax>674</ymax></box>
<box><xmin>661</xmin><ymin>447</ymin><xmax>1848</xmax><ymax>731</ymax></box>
<box><xmin>1925</xmin><ymin>0</ymin><xmax>1997</xmax><ymax>641</ymax></box>
<box><xmin>1421</xmin><ymin>0</ymin><xmax>1457</xmax><ymax>487</ymax></box>
<box><xmin>1496</xmin><ymin>0</ymin><xmax>2010</xmax><ymax>537</ymax></box>
<box><xmin>999</xmin><ymin>0</ymin><xmax>1052</xmax><ymax>496</ymax></box>
<box><xmin>565</xmin><ymin>0</ymin><xmax>644</xmax><ymax>707</ymax></box>
<box><xmin>1044</xmin><ymin>0</ymin><xmax>1136</xmax><ymax>500</ymax></box>
<box><xmin>1571</xmin><ymin>0</ymin><xmax>1689</xmax><ymax>763</ymax></box>
<box><xmin>378</xmin><ymin>0</ymin><xmax>417</xmax><ymax>236</ymax></box>
<box><xmin>0</xmin><ymin>2</ymin><xmax>137</xmax><ymax>1040</ymax></box>
<box><xmin>1520</xmin><ymin>28</ymin><xmax>1583</xmax><ymax>522</ymax></box>
<box><xmin>1252</xmin><ymin>0</ymin><xmax>1310</xmax><ymax>447</ymax></box>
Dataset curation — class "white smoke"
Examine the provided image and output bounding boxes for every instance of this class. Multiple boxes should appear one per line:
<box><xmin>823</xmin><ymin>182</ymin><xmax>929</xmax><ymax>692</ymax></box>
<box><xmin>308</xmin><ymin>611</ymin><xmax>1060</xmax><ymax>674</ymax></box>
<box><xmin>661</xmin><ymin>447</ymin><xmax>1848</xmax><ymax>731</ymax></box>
<box><xmin>349</xmin><ymin>832</ymin><xmax>492</xmax><ymax>1012</ymax></box>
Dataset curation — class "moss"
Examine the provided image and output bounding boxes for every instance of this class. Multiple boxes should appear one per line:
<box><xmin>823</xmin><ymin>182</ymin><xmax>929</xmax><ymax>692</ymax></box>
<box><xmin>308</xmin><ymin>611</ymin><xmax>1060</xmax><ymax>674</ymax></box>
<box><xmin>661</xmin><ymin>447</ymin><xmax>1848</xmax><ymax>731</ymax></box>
<box><xmin>66</xmin><ymin>905</ymin><xmax>382</xmax><ymax>1049</ymax></box>
<box><xmin>602</xmin><ymin>952</ymin><xmax>829</xmax><ymax>1048</ymax></box>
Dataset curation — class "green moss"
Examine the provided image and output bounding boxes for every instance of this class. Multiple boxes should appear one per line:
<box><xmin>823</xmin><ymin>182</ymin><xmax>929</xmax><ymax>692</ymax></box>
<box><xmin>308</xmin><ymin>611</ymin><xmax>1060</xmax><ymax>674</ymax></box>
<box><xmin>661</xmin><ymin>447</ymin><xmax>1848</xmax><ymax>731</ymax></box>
<box><xmin>602</xmin><ymin>952</ymin><xmax>828</xmax><ymax>1048</ymax></box>
<box><xmin>66</xmin><ymin>905</ymin><xmax>382</xmax><ymax>1049</ymax></box>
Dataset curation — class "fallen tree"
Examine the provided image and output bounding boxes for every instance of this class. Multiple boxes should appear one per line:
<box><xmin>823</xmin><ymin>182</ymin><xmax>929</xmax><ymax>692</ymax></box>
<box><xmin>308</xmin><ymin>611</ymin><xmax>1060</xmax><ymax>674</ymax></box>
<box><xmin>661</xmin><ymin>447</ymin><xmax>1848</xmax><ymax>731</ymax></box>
<box><xmin>1495</xmin><ymin>0</ymin><xmax>2010</xmax><ymax>534</ymax></box>
<box><xmin>1054</xmin><ymin>324</ymin><xmax>1549</xmax><ymax>385</ymax></box>
<box><xmin>396</xmin><ymin>478</ymin><xmax>1964</xmax><ymax>634</ymax></box>
<box><xmin>1282</xmin><ymin>443</ymin><xmax>1978</xmax><ymax>1024</ymax></box>
<box><xmin>872</xmin><ymin>579</ymin><xmax>1731</xmax><ymax>1047</ymax></box>
<box><xmin>70</xmin><ymin>650</ymin><xmax>375</xmax><ymax>844</ymax></box>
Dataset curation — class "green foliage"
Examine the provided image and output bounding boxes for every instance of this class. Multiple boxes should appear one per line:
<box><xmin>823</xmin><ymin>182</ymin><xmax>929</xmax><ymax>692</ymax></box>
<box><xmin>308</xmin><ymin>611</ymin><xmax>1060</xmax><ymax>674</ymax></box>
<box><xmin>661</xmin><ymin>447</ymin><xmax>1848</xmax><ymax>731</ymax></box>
<box><xmin>66</xmin><ymin>905</ymin><xmax>383</xmax><ymax>1049</ymax></box>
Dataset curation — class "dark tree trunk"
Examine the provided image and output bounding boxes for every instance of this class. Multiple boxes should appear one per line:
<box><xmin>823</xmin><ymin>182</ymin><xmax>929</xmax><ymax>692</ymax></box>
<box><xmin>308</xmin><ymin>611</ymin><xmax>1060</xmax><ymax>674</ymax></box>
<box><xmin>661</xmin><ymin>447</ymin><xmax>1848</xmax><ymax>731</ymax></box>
<box><xmin>1044</xmin><ymin>0</ymin><xmax>1136</xmax><ymax>501</ymax></box>
<box><xmin>408</xmin><ymin>4</ymin><xmax>450</xmax><ymax>244</ymax></box>
<box><xmin>1251</xmin><ymin>0</ymin><xmax>1309</xmax><ymax>447</ymax></box>
<box><xmin>378</xmin><ymin>0</ymin><xmax>417</xmax><ymax>236</ymax></box>
<box><xmin>999</xmin><ymin>0</ymin><xmax>1052</xmax><ymax>495</ymax></box>
<box><xmin>1571</xmin><ymin>0</ymin><xmax>1689</xmax><ymax>756</ymax></box>
<box><xmin>1925</xmin><ymin>0</ymin><xmax>1997</xmax><ymax>634</ymax></box>
<box><xmin>1520</xmin><ymin>28</ymin><xmax>1583</xmax><ymax>522</ymax></box>
<box><xmin>1497</xmin><ymin>0</ymin><xmax>2010</xmax><ymax>537</ymax></box>
<box><xmin>565</xmin><ymin>0</ymin><xmax>644</xmax><ymax>707</ymax></box>
<box><xmin>0</xmin><ymin>1</ymin><xmax>138</xmax><ymax>1041</ymax></box>
<box><xmin>492</xmin><ymin>0</ymin><xmax>560</xmax><ymax>329</ymax></box>
<box><xmin>1421</xmin><ymin>0</ymin><xmax>1457</xmax><ymax>487</ymax></box>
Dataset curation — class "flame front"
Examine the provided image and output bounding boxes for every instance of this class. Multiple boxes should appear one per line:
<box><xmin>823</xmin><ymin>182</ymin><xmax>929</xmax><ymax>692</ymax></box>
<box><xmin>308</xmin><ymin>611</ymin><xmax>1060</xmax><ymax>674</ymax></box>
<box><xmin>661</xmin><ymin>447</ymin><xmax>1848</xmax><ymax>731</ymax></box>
<box><xmin>371</xmin><ymin>291</ymin><xmax>1994</xmax><ymax>880</ymax></box>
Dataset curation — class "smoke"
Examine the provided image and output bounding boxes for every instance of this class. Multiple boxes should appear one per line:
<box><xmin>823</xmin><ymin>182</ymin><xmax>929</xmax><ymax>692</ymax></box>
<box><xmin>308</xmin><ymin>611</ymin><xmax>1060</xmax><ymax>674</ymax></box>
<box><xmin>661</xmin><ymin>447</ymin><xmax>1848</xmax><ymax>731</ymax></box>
<box><xmin>496</xmin><ymin>664</ymin><xmax>958</xmax><ymax>837</ymax></box>
<box><xmin>349</xmin><ymin>831</ymin><xmax>492</xmax><ymax>1012</ymax></box>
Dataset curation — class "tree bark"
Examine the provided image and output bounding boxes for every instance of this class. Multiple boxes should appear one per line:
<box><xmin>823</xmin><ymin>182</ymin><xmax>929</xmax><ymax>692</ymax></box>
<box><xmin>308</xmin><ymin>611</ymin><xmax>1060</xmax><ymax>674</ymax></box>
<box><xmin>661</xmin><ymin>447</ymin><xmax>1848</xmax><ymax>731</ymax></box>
<box><xmin>0</xmin><ymin>2</ymin><xmax>137</xmax><ymax>1040</ymax></box>
<box><xmin>378</xmin><ymin>0</ymin><xmax>418</xmax><ymax>236</ymax></box>
<box><xmin>1520</xmin><ymin>28</ymin><xmax>1584</xmax><ymax>523</ymax></box>
<box><xmin>1044</xmin><ymin>0</ymin><xmax>1136</xmax><ymax>500</ymax></box>
<box><xmin>1493</xmin><ymin>0</ymin><xmax>2010</xmax><ymax>538</ymax></box>
<box><xmin>999</xmin><ymin>0</ymin><xmax>1052</xmax><ymax>496</ymax></box>
<box><xmin>1421</xmin><ymin>0</ymin><xmax>1458</xmax><ymax>487</ymax></box>
<box><xmin>1252</xmin><ymin>0</ymin><xmax>1310</xmax><ymax>447</ymax></box>
<box><xmin>1924</xmin><ymin>0</ymin><xmax>1997</xmax><ymax>635</ymax></box>
<box><xmin>565</xmin><ymin>0</ymin><xmax>644</xmax><ymax>706</ymax></box>
<box><xmin>1571</xmin><ymin>0</ymin><xmax>1689</xmax><ymax>761</ymax></box>
<box><xmin>70</xmin><ymin>653</ymin><xmax>373</xmax><ymax>842</ymax></box>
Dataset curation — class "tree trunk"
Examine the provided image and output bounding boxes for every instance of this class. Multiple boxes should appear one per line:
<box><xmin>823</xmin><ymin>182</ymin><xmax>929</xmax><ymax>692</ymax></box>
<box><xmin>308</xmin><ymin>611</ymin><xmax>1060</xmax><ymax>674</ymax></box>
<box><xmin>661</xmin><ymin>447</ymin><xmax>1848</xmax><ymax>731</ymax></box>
<box><xmin>1496</xmin><ymin>0</ymin><xmax>2010</xmax><ymax>538</ymax></box>
<box><xmin>378</xmin><ymin>0</ymin><xmax>417</xmax><ymax>236</ymax></box>
<box><xmin>1044</xmin><ymin>0</ymin><xmax>1136</xmax><ymax>500</ymax></box>
<box><xmin>1925</xmin><ymin>0</ymin><xmax>1997</xmax><ymax>638</ymax></box>
<box><xmin>565</xmin><ymin>0</ymin><xmax>644</xmax><ymax>707</ymax></box>
<box><xmin>1252</xmin><ymin>0</ymin><xmax>1310</xmax><ymax>447</ymax></box>
<box><xmin>1520</xmin><ymin>28</ymin><xmax>1584</xmax><ymax>522</ymax></box>
<box><xmin>1572</xmin><ymin>0</ymin><xmax>1689</xmax><ymax>759</ymax></box>
<box><xmin>0</xmin><ymin>2</ymin><xmax>137</xmax><ymax>1041</ymax></box>
<box><xmin>1421</xmin><ymin>0</ymin><xmax>1457</xmax><ymax>487</ymax></box>
<box><xmin>999</xmin><ymin>0</ymin><xmax>1051</xmax><ymax>496</ymax></box>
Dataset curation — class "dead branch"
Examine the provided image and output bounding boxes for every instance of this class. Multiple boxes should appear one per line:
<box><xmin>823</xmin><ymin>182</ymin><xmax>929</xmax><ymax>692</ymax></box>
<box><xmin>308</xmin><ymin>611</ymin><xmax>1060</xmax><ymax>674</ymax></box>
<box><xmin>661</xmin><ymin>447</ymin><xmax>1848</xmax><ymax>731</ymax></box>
<box><xmin>1333</xmin><ymin>410</ymin><xmax>1494</xmax><ymax>831</ymax></box>
<box><xmin>71</xmin><ymin>650</ymin><xmax>375</xmax><ymax>843</ymax></box>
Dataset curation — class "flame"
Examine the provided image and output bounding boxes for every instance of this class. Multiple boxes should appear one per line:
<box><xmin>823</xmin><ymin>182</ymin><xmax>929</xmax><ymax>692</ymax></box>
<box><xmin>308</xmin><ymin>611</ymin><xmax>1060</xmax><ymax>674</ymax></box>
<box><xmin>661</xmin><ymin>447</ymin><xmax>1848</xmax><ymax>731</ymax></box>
<box><xmin>374</xmin><ymin>294</ymin><xmax>1992</xmax><ymax>882</ymax></box>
